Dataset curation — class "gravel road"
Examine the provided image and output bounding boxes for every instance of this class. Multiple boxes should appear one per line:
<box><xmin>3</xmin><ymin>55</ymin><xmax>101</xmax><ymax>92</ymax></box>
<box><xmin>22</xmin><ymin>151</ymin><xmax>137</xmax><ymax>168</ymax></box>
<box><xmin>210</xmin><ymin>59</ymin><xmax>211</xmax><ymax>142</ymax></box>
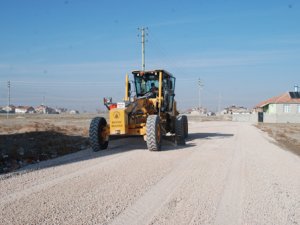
<box><xmin>0</xmin><ymin>121</ymin><xmax>299</xmax><ymax>225</ymax></box>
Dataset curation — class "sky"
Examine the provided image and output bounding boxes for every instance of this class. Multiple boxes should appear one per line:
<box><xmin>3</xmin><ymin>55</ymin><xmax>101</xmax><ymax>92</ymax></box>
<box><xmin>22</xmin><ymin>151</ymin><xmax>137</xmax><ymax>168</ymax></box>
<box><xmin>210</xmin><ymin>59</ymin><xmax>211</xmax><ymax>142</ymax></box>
<box><xmin>0</xmin><ymin>0</ymin><xmax>300</xmax><ymax>112</ymax></box>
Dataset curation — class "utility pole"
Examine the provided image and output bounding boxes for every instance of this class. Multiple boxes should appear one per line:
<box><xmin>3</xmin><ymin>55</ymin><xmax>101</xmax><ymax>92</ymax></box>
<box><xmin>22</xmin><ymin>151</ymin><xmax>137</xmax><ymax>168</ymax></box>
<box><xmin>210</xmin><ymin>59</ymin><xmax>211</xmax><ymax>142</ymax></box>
<box><xmin>138</xmin><ymin>27</ymin><xmax>148</xmax><ymax>71</ymax></box>
<box><xmin>198</xmin><ymin>78</ymin><xmax>204</xmax><ymax>114</ymax></box>
<box><xmin>7</xmin><ymin>81</ymin><xmax>11</xmax><ymax>119</ymax></box>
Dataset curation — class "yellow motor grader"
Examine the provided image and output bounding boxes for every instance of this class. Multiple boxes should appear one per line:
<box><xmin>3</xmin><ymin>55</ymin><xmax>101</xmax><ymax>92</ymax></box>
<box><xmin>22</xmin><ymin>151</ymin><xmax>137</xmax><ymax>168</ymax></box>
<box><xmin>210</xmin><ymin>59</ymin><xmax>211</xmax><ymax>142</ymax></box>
<box><xmin>89</xmin><ymin>69</ymin><xmax>188</xmax><ymax>151</ymax></box>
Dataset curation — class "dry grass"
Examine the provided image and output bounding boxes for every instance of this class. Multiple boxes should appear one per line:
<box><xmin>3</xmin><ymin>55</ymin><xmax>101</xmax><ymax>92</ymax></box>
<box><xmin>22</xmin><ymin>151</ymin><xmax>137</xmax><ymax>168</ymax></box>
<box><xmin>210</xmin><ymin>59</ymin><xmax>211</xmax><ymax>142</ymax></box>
<box><xmin>256</xmin><ymin>123</ymin><xmax>300</xmax><ymax>157</ymax></box>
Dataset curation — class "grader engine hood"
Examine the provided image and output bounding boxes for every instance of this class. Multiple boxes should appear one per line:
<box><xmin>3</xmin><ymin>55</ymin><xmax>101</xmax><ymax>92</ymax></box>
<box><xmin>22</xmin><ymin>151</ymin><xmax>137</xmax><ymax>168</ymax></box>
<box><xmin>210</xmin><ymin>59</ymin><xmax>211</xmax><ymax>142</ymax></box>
<box><xmin>109</xmin><ymin>108</ymin><xmax>128</xmax><ymax>135</ymax></box>
<box><xmin>109</xmin><ymin>99</ymin><xmax>150</xmax><ymax>136</ymax></box>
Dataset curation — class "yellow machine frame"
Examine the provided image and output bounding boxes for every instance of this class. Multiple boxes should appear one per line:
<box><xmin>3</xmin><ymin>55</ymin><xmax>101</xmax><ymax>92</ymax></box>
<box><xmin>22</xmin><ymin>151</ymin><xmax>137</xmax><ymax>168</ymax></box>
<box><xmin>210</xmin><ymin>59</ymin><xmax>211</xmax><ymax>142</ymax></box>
<box><xmin>105</xmin><ymin>70</ymin><xmax>177</xmax><ymax>139</ymax></box>
<box><xmin>89</xmin><ymin>69</ymin><xmax>187</xmax><ymax>152</ymax></box>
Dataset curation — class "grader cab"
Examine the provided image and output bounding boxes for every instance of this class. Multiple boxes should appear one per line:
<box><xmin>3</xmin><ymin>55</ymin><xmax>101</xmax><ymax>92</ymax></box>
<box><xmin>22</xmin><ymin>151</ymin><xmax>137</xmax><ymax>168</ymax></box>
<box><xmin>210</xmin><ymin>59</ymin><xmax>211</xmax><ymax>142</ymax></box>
<box><xmin>89</xmin><ymin>69</ymin><xmax>188</xmax><ymax>151</ymax></box>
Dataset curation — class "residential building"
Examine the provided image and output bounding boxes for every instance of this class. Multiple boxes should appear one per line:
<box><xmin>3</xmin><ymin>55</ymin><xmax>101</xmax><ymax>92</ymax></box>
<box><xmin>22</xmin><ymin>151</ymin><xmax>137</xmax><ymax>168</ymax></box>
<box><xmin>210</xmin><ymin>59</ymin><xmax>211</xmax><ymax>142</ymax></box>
<box><xmin>35</xmin><ymin>105</ymin><xmax>56</xmax><ymax>114</ymax></box>
<box><xmin>256</xmin><ymin>92</ymin><xmax>300</xmax><ymax>114</ymax></box>
<box><xmin>15</xmin><ymin>106</ymin><xmax>35</xmax><ymax>114</ymax></box>
<box><xmin>55</xmin><ymin>108</ymin><xmax>68</xmax><ymax>114</ymax></box>
<box><xmin>224</xmin><ymin>105</ymin><xmax>250</xmax><ymax>114</ymax></box>
<box><xmin>69</xmin><ymin>110</ymin><xmax>79</xmax><ymax>114</ymax></box>
<box><xmin>255</xmin><ymin>91</ymin><xmax>300</xmax><ymax>123</ymax></box>
<box><xmin>1</xmin><ymin>105</ymin><xmax>16</xmax><ymax>113</ymax></box>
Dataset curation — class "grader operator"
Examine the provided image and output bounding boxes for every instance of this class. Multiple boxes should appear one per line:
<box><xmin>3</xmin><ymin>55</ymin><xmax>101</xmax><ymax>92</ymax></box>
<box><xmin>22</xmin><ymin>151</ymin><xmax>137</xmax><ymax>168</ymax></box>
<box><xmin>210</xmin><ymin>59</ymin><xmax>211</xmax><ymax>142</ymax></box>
<box><xmin>89</xmin><ymin>69</ymin><xmax>188</xmax><ymax>151</ymax></box>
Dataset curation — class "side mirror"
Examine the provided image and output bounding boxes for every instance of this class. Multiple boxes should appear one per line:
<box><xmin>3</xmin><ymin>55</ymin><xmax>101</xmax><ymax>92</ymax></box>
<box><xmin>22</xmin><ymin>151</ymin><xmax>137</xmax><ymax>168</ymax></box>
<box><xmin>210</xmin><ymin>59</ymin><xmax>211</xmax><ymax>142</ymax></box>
<box><xmin>128</xmin><ymin>82</ymin><xmax>131</xmax><ymax>92</ymax></box>
<box><xmin>127</xmin><ymin>82</ymin><xmax>131</xmax><ymax>99</ymax></box>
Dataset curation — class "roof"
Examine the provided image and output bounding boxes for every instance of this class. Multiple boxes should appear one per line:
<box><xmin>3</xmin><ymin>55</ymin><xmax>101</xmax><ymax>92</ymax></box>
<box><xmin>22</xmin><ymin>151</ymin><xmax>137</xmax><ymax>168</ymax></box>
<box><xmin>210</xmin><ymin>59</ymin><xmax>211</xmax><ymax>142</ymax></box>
<box><xmin>16</xmin><ymin>106</ymin><xmax>34</xmax><ymax>110</ymax></box>
<box><xmin>256</xmin><ymin>92</ymin><xmax>300</xmax><ymax>108</ymax></box>
<box><xmin>131</xmin><ymin>69</ymin><xmax>174</xmax><ymax>78</ymax></box>
<box><xmin>35</xmin><ymin>105</ymin><xmax>48</xmax><ymax>109</ymax></box>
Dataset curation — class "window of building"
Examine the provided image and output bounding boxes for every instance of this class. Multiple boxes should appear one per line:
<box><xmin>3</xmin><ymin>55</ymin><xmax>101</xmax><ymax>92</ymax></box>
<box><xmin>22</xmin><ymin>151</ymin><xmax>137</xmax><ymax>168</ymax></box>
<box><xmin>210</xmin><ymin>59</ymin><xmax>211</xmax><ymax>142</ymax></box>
<box><xmin>283</xmin><ymin>104</ymin><xmax>291</xmax><ymax>113</ymax></box>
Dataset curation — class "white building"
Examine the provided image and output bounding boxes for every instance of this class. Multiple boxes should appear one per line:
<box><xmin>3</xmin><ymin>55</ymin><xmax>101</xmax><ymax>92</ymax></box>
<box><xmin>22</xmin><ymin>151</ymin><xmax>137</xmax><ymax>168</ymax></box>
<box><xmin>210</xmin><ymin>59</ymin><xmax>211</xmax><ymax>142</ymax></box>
<box><xmin>69</xmin><ymin>110</ymin><xmax>79</xmax><ymax>114</ymax></box>
<box><xmin>15</xmin><ymin>106</ymin><xmax>35</xmax><ymax>114</ymax></box>
<box><xmin>35</xmin><ymin>105</ymin><xmax>56</xmax><ymax>114</ymax></box>
<box><xmin>2</xmin><ymin>105</ymin><xmax>16</xmax><ymax>113</ymax></box>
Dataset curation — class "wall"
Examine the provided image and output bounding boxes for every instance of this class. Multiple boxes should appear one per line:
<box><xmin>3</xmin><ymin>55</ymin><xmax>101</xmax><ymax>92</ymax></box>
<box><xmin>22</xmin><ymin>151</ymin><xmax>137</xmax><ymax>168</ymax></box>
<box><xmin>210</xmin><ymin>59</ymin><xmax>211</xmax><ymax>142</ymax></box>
<box><xmin>232</xmin><ymin>112</ymin><xmax>300</xmax><ymax>123</ymax></box>
<box><xmin>264</xmin><ymin>114</ymin><xmax>300</xmax><ymax>123</ymax></box>
<box><xmin>232</xmin><ymin>114</ymin><xmax>258</xmax><ymax>123</ymax></box>
<box><xmin>275</xmin><ymin>103</ymin><xmax>300</xmax><ymax>115</ymax></box>
<box><xmin>268</xmin><ymin>104</ymin><xmax>277</xmax><ymax>114</ymax></box>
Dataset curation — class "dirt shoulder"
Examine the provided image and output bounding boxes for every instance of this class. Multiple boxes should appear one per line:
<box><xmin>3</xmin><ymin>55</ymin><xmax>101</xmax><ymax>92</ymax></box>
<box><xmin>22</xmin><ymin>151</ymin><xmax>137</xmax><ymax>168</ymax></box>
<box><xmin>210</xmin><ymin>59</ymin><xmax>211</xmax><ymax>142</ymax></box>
<box><xmin>255</xmin><ymin>123</ymin><xmax>300</xmax><ymax>157</ymax></box>
<box><xmin>0</xmin><ymin>114</ymin><xmax>102</xmax><ymax>173</ymax></box>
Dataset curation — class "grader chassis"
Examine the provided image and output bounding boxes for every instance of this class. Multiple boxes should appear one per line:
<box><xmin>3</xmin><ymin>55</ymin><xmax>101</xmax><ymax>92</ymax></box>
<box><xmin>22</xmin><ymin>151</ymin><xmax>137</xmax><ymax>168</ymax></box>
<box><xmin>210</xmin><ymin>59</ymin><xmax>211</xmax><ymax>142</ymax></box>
<box><xmin>89</xmin><ymin>69</ymin><xmax>188</xmax><ymax>151</ymax></box>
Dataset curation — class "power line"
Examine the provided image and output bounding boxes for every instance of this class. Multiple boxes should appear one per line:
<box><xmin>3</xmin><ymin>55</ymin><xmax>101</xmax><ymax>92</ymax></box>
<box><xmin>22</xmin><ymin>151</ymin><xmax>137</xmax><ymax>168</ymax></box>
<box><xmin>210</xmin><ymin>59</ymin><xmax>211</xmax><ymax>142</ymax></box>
<box><xmin>0</xmin><ymin>81</ymin><xmax>121</xmax><ymax>84</ymax></box>
<box><xmin>0</xmin><ymin>81</ymin><xmax>122</xmax><ymax>88</ymax></box>
<box><xmin>5</xmin><ymin>81</ymin><xmax>120</xmax><ymax>84</ymax></box>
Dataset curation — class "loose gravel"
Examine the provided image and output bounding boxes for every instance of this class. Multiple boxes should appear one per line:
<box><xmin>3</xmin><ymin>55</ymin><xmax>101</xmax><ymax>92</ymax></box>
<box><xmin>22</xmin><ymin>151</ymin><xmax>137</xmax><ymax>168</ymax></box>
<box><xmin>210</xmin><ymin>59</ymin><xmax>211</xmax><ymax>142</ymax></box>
<box><xmin>0</xmin><ymin>121</ymin><xmax>299</xmax><ymax>225</ymax></box>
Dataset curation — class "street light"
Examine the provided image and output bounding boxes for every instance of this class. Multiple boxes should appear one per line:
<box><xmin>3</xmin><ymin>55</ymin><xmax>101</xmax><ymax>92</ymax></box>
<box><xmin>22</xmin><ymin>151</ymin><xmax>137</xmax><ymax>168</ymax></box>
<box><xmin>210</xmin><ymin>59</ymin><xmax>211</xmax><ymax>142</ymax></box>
<box><xmin>198</xmin><ymin>78</ymin><xmax>204</xmax><ymax>113</ymax></box>
<box><xmin>7</xmin><ymin>81</ymin><xmax>11</xmax><ymax>119</ymax></box>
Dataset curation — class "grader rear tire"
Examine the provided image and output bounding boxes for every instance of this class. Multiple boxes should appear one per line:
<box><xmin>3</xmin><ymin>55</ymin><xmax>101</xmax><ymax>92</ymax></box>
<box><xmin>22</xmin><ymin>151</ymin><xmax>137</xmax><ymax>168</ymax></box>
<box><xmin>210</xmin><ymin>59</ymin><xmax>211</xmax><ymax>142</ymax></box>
<box><xmin>175</xmin><ymin>116</ymin><xmax>186</xmax><ymax>145</ymax></box>
<box><xmin>146</xmin><ymin>115</ymin><xmax>161</xmax><ymax>151</ymax></box>
<box><xmin>181</xmin><ymin>115</ymin><xmax>188</xmax><ymax>138</ymax></box>
<box><xmin>89</xmin><ymin>117</ymin><xmax>108</xmax><ymax>151</ymax></box>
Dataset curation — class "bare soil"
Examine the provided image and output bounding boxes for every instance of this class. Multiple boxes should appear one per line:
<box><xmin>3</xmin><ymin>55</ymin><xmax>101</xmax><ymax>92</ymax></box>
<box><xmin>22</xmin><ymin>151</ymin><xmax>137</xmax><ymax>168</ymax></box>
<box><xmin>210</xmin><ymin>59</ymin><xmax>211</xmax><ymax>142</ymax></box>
<box><xmin>0</xmin><ymin>114</ymin><xmax>100</xmax><ymax>173</ymax></box>
<box><xmin>256</xmin><ymin>123</ymin><xmax>300</xmax><ymax>157</ymax></box>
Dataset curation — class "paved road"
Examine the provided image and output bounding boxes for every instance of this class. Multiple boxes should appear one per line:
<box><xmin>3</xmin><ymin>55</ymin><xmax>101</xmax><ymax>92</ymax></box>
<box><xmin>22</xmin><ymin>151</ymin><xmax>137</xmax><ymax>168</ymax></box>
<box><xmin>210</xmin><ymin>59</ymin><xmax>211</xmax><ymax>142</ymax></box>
<box><xmin>0</xmin><ymin>121</ymin><xmax>299</xmax><ymax>225</ymax></box>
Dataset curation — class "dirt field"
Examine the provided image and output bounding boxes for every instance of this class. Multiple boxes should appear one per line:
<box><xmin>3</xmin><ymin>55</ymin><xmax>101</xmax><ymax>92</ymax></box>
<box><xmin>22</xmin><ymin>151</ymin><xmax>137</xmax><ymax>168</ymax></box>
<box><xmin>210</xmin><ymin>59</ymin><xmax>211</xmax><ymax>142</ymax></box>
<box><xmin>256</xmin><ymin>123</ymin><xmax>300</xmax><ymax>157</ymax></box>
<box><xmin>0</xmin><ymin>121</ymin><xmax>299</xmax><ymax>225</ymax></box>
<box><xmin>0</xmin><ymin>114</ymin><xmax>99</xmax><ymax>173</ymax></box>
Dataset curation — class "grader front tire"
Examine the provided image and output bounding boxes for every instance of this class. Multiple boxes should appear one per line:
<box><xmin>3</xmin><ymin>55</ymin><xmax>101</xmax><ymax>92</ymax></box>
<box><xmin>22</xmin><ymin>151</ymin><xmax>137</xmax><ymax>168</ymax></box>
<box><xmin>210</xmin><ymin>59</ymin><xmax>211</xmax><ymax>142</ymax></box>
<box><xmin>175</xmin><ymin>116</ymin><xmax>186</xmax><ymax>145</ymax></box>
<box><xmin>146</xmin><ymin>115</ymin><xmax>161</xmax><ymax>151</ymax></box>
<box><xmin>89</xmin><ymin>117</ymin><xmax>109</xmax><ymax>151</ymax></box>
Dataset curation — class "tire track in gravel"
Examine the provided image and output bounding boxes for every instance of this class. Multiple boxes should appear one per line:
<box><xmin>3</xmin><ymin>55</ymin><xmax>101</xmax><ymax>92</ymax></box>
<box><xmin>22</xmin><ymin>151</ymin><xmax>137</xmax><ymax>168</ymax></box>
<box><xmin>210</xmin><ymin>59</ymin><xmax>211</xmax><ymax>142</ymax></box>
<box><xmin>109</xmin><ymin>137</ymin><xmax>226</xmax><ymax>225</ymax></box>
<box><xmin>146</xmin><ymin>123</ymin><xmax>238</xmax><ymax>225</ymax></box>
<box><xmin>213</xmin><ymin>124</ymin><xmax>245</xmax><ymax>225</ymax></box>
<box><xmin>0</xmin><ymin>136</ymin><xmax>152</xmax><ymax>204</ymax></box>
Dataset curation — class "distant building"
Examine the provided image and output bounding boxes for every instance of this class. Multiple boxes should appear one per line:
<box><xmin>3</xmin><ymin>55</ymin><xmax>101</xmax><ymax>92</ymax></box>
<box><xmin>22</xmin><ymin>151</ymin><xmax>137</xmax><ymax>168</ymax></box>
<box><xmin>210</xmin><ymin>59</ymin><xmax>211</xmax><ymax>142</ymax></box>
<box><xmin>35</xmin><ymin>105</ymin><xmax>56</xmax><ymax>114</ymax></box>
<box><xmin>206</xmin><ymin>111</ymin><xmax>216</xmax><ymax>116</ymax></box>
<box><xmin>1</xmin><ymin>105</ymin><xmax>16</xmax><ymax>113</ymax></box>
<box><xmin>220</xmin><ymin>109</ymin><xmax>228</xmax><ymax>115</ymax></box>
<box><xmin>55</xmin><ymin>108</ymin><xmax>68</xmax><ymax>114</ymax></box>
<box><xmin>224</xmin><ymin>105</ymin><xmax>250</xmax><ymax>114</ymax></box>
<box><xmin>253</xmin><ymin>87</ymin><xmax>300</xmax><ymax>123</ymax></box>
<box><xmin>69</xmin><ymin>110</ymin><xmax>79</xmax><ymax>114</ymax></box>
<box><xmin>15</xmin><ymin>106</ymin><xmax>35</xmax><ymax>114</ymax></box>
